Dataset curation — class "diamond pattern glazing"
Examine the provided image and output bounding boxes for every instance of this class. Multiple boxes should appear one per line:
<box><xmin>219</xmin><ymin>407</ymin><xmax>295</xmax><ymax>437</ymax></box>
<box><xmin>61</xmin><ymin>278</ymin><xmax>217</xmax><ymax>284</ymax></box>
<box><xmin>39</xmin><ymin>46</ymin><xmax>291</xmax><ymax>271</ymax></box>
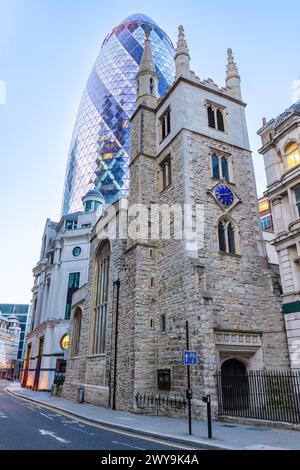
<box><xmin>62</xmin><ymin>14</ymin><xmax>175</xmax><ymax>214</ymax></box>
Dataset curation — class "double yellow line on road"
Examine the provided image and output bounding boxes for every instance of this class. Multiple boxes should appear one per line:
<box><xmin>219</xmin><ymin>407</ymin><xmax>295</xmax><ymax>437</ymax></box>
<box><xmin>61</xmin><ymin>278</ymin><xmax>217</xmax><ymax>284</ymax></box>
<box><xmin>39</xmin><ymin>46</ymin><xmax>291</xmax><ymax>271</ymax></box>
<box><xmin>5</xmin><ymin>387</ymin><xmax>197</xmax><ymax>451</ymax></box>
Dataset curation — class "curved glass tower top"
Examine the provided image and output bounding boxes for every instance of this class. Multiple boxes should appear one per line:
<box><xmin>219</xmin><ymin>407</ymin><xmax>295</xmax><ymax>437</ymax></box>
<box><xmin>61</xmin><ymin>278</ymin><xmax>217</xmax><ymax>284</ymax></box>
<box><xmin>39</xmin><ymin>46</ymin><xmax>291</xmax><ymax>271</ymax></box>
<box><xmin>62</xmin><ymin>14</ymin><xmax>175</xmax><ymax>215</ymax></box>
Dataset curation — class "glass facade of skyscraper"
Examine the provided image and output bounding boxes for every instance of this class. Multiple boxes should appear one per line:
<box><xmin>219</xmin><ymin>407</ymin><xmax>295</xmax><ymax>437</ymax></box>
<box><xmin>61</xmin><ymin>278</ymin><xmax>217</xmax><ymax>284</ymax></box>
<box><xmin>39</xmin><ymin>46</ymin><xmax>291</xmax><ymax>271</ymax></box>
<box><xmin>0</xmin><ymin>304</ymin><xmax>29</xmax><ymax>360</ymax></box>
<box><xmin>62</xmin><ymin>14</ymin><xmax>175</xmax><ymax>215</ymax></box>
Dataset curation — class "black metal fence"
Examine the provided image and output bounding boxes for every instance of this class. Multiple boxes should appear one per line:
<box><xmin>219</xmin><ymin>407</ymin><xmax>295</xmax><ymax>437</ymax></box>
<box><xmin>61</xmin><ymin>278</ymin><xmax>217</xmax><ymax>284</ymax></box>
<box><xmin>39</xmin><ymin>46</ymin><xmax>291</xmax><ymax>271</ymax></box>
<box><xmin>216</xmin><ymin>370</ymin><xmax>300</xmax><ymax>424</ymax></box>
<box><xmin>135</xmin><ymin>392</ymin><xmax>187</xmax><ymax>415</ymax></box>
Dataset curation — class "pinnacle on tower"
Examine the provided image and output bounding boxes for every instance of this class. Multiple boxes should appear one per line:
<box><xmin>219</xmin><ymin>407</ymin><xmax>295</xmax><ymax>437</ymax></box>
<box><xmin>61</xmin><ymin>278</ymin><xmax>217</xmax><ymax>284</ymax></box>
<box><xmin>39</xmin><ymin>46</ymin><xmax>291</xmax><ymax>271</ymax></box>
<box><xmin>175</xmin><ymin>25</ymin><xmax>190</xmax><ymax>79</ymax></box>
<box><xmin>226</xmin><ymin>48</ymin><xmax>240</xmax><ymax>80</ymax></box>
<box><xmin>226</xmin><ymin>48</ymin><xmax>242</xmax><ymax>100</ymax></box>
<box><xmin>136</xmin><ymin>29</ymin><xmax>158</xmax><ymax>107</ymax></box>
<box><xmin>138</xmin><ymin>30</ymin><xmax>156</xmax><ymax>74</ymax></box>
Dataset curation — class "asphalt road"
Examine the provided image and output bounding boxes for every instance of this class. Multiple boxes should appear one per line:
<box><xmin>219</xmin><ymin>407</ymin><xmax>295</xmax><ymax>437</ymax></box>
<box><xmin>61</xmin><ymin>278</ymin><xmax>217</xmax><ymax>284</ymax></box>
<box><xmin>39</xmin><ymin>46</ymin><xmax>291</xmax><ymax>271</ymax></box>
<box><xmin>0</xmin><ymin>381</ymin><xmax>193</xmax><ymax>451</ymax></box>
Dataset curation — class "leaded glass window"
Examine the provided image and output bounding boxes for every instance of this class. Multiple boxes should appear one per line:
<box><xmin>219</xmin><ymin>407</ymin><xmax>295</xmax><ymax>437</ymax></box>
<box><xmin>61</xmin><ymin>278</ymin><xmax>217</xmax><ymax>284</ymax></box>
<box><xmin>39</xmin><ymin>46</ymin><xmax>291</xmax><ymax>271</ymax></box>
<box><xmin>212</xmin><ymin>154</ymin><xmax>220</xmax><ymax>179</ymax></box>
<box><xmin>218</xmin><ymin>219</ymin><xmax>237</xmax><ymax>255</ymax></box>
<box><xmin>91</xmin><ymin>241</ymin><xmax>110</xmax><ymax>354</ymax></box>
<box><xmin>221</xmin><ymin>157</ymin><xmax>229</xmax><ymax>181</ymax></box>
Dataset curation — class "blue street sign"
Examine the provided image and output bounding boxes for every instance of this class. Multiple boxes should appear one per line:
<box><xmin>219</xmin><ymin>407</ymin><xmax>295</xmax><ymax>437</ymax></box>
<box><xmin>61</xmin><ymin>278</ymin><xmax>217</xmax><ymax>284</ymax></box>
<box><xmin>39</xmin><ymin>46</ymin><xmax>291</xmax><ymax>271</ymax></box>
<box><xmin>183</xmin><ymin>350</ymin><xmax>198</xmax><ymax>365</ymax></box>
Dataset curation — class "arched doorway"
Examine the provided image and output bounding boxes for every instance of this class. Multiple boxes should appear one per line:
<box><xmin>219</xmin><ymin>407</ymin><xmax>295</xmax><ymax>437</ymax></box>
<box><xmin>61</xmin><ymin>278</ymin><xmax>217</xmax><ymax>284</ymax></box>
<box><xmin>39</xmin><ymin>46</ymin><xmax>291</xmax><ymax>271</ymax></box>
<box><xmin>221</xmin><ymin>358</ymin><xmax>247</xmax><ymax>376</ymax></box>
<box><xmin>221</xmin><ymin>359</ymin><xmax>249</xmax><ymax>413</ymax></box>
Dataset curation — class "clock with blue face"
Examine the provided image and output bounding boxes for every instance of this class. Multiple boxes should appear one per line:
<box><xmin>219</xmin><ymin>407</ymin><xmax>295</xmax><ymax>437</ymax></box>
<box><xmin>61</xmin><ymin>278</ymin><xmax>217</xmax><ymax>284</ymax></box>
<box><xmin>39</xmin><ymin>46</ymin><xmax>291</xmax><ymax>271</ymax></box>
<box><xmin>215</xmin><ymin>184</ymin><xmax>234</xmax><ymax>207</ymax></box>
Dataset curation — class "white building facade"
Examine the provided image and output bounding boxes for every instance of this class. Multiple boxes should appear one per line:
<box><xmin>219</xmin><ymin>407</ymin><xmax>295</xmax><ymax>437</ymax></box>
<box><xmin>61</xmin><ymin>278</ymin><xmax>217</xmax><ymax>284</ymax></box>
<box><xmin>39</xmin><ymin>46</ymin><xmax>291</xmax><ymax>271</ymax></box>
<box><xmin>22</xmin><ymin>191</ymin><xmax>104</xmax><ymax>391</ymax></box>
<box><xmin>258</xmin><ymin>102</ymin><xmax>300</xmax><ymax>368</ymax></box>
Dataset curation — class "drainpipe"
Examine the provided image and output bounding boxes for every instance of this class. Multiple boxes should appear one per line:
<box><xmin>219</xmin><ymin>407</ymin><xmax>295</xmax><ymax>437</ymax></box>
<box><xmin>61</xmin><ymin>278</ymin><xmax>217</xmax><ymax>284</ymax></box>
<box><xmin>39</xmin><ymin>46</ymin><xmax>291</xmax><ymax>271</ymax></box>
<box><xmin>112</xmin><ymin>278</ymin><xmax>120</xmax><ymax>410</ymax></box>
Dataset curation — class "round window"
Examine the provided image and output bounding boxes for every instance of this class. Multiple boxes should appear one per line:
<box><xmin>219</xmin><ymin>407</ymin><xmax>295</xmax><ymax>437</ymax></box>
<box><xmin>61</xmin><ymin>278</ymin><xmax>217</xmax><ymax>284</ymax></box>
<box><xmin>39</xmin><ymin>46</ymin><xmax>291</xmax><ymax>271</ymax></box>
<box><xmin>73</xmin><ymin>246</ymin><xmax>81</xmax><ymax>257</ymax></box>
<box><xmin>61</xmin><ymin>334</ymin><xmax>69</xmax><ymax>350</ymax></box>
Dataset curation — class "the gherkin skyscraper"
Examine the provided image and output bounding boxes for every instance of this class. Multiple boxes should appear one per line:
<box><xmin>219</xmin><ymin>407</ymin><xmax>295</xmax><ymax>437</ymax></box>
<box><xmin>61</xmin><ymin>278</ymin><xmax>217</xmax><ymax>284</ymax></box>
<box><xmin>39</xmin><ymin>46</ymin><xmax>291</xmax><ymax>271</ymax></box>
<box><xmin>62</xmin><ymin>14</ymin><xmax>175</xmax><ymax>215</ymax></box>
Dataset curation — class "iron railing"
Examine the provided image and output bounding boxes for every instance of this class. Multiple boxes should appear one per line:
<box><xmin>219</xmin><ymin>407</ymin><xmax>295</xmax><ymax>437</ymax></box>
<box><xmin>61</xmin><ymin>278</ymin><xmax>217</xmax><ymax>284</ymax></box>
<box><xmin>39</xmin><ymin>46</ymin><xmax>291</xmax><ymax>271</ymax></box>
<box><xmin>135</xmin><ymin>392</ymin><xmax>187</xmax><ymax>415</ymax></box>
<box><xmin>216</xmin><ymin>370</ymin><xmax>300</xmax><ymax>424</ymax></box>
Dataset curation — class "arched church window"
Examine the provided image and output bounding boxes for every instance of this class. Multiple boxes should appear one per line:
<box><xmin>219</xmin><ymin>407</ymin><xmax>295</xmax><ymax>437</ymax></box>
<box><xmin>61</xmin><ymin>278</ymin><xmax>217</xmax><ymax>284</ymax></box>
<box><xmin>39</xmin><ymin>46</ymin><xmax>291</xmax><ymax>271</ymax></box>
<box><xmin>286</xmin><ymin>142</ymin><xmax>300</xmax><ymax>169</ymax></box>
<box><xmin>218</xmin><ymin>218</ymin><xmax>237</xmax><ymax>255</ymax></box>
<box><xmin>90</xmin><ymin>240</ymin><xmax>110</xmax><ymax>354</ymax></box>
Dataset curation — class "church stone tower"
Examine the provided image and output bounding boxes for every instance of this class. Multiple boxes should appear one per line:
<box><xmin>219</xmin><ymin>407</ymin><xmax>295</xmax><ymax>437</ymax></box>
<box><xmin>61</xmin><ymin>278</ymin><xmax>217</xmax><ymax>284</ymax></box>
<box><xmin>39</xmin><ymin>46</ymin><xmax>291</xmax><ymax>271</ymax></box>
<box><xmin>63</xmin><ymin>25</ymin><xmax>290</xmax><ymax>418</ymax></box>
<box><xmin>126</xmin><ymin>26</ymin><xmax>289</xmax><ymax>416</ymax></box>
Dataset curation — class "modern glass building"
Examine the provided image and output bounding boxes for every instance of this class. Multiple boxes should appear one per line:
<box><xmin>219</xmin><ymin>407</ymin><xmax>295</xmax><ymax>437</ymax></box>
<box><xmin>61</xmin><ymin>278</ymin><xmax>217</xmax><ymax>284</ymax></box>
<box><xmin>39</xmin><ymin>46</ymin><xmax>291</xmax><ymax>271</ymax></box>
<box><xmin>0</xmin><ymin>304</ymin><xmax>30</xmax><ymax>360</ymax></box>
<box><xmin>62</xmin><ymin>14</ymin><xmax>175</xmax><ymax>215</ymax></box>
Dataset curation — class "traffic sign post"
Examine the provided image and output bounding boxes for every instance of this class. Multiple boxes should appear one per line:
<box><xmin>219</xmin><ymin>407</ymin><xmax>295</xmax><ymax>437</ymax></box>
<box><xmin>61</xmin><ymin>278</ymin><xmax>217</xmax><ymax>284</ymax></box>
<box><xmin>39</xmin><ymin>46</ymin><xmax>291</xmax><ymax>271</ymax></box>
<box><xmin>184</xmin><ymin>321</ymin><xmax>196</xmax><ymax>436</ymax></box>
<box><xmin>183</xmin><ymin>350</ymin><xmax>198</xmax><ymax>366</ymax></box>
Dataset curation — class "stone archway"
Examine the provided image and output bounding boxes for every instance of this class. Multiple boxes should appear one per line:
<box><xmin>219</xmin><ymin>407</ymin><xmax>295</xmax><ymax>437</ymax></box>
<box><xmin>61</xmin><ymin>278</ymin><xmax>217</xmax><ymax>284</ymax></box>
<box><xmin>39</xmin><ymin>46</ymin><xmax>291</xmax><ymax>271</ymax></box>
<box><xmin>221</xmin><ymin>358</ymin><xmax>247</xmax><ymax>376</ymax></box>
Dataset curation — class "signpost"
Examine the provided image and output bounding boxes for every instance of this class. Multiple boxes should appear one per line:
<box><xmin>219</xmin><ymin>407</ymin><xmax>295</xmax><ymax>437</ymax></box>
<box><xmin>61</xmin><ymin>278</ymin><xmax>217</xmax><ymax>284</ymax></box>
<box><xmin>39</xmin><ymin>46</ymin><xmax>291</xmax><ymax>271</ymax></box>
<box><xmin>183</xmin><ymin>350</ymin><xmax>198</xmax><ymax>366</ymax></box>
<box><xmin>183</xmin><ymin>321</ymin><xmax>198</xmax><ymax>435</ymax></box>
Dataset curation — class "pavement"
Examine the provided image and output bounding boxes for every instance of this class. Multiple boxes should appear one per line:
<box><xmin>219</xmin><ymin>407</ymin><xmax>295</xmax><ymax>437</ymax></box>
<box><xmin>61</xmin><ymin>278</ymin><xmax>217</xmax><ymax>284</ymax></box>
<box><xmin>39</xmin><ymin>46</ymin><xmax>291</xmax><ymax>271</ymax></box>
<box><xmin>5</xmin><ymin>381</ymin><xmax>300</xmax><ymax>450</ymax></box>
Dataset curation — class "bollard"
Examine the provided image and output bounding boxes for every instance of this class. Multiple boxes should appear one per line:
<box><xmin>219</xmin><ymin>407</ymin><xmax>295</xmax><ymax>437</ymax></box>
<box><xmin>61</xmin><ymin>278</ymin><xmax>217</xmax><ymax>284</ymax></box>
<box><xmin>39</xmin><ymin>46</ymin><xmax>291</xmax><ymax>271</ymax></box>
<box><xmin>202</xmin><ymin>394</ymin><xmax>212</xmax><ymax>439</ymax></box>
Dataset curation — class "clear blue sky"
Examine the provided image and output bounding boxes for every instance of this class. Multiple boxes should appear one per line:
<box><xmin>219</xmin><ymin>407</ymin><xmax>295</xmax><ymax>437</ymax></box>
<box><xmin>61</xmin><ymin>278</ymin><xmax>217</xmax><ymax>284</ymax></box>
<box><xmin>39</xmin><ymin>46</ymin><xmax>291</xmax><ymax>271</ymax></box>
<box><xmin>0</xmin><ymin>0</ymin><xmax>299</xmax><ymax>303</ymax></box>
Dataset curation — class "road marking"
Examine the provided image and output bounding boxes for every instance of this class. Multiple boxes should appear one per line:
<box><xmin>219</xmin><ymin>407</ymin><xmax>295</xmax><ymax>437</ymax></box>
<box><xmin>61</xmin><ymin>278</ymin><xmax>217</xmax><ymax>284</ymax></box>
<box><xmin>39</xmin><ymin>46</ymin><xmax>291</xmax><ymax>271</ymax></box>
<box><xmin>39</xmin><ymin>429</ymin><xmax>71</xmax><ymax>444</ymax></box>
<box><xmin>40</xmin><ymin>412</ymin><xmax>54</xmax><ymax>420</ymax></box>
<box><xmin>5</xmin><ymin>388</ymin><xmax>194</xmax><ymax>450</ymax></box>
<box><xmin>63</xmin><ymin>424</ymin><xmax>94</xmax><ymax>436</ymax></box>
<box><xmin>61</xmin><ymin>419</ymin><xmax>79</xmax><ymax>424</ymax></box>
<box><xmin>112</xmin><ymin>440</ymin><xmax>145</xmax><ymax>450</ymax></box>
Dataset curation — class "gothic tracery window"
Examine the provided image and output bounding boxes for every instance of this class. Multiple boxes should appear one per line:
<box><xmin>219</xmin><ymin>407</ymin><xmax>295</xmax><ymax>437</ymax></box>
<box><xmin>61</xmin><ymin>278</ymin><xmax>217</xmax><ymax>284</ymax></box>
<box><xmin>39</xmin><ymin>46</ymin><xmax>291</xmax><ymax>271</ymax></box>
<box><xmin>211</xmin><ymin>154</ymin><xmax>230</xmax><ymax>181</ymax></box>
<box><xmin>207</xmin><ymin>103</ymin><xmax>226</xmax><ymax>132</ymax></box>
<box><xmin>218</xmin><ymin>218</ymin><xmax>237</xmax><ymax>255</ymax></box>
<box><xmin>91</xmin><ymin>240</ymin><xmax>110</xmax><ymax>354</ymax></box>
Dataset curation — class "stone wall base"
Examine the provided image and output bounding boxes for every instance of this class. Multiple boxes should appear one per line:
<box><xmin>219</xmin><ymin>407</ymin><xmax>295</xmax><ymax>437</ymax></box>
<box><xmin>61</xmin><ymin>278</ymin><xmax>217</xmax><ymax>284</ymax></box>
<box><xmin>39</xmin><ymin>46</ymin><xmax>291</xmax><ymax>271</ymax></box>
<box><xmin>63</xmin><ymin>382</ymin><xmax>110</xmax><ymax>407</ymax></box>
<box><xmin>218</xmin><ymin>415</ymin><xmax>300</xmax><ymax>431</ymax></box>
